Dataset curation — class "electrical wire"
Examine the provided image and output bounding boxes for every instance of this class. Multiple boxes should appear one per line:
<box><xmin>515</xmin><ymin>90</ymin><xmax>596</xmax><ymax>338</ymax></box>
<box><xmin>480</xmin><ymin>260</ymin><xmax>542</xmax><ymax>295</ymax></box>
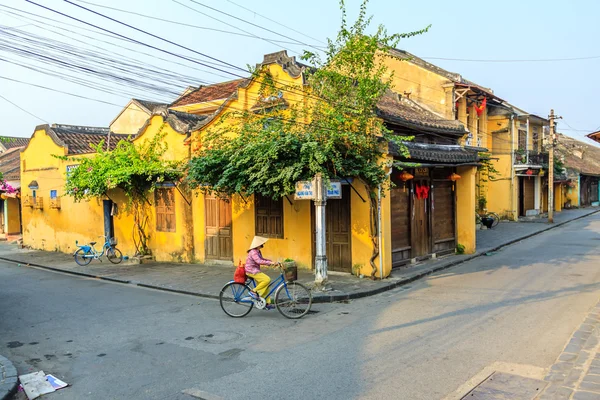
<box><xmin>0</xmin><ymin>93</ymin><xmax>47</xmax><ymax>123</ymax></box>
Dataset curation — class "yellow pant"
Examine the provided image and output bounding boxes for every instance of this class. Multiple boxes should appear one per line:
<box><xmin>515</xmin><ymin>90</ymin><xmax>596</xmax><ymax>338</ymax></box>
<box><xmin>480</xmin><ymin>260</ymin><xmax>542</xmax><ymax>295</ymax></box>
<box><xmin>247</xmin><ymin>272</ymin><xmax>271</xmax><ymax>300</ymax></box>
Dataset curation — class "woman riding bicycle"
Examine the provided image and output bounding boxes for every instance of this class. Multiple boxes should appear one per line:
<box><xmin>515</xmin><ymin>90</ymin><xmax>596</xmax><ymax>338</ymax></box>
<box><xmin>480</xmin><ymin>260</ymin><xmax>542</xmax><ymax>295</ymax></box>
<box><xmin>245</xmin><ymin>236</ymin><xmax>277</xmax><ymax>308</ymax></box>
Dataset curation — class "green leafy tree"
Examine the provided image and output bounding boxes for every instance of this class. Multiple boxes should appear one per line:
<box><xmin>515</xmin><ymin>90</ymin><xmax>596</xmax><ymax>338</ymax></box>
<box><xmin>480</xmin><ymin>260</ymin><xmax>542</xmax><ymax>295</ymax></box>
<box><xmin>59</xmin><ymin>130</ymin><xmax>185</xmax><ymax>255</ymax></box>
<box><xmin>188</xmin><ymin>0</ymin><xmax>428</xmax><ymax>278</ymax></box>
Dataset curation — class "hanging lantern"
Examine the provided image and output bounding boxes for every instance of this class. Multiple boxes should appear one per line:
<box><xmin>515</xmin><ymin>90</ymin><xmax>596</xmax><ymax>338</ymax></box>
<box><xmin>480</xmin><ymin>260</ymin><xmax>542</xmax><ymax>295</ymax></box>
<box><xmin>398</xmin><ymin>170</ymin><xmax>414</xmax><ymax>192</ymax></box>
<box><xmin>449</xmin><ymin>173</ymin><xmax>461</xmax><ymax>191</ymax></box>
<box><xmin>449</xmin><ymin>173</ymin><xmax>461</xmax><ymax>182</ymax></box>
<box><xmin>526</xmin><ymin>169</ymin><xmax>533</xmax><ymax>179</ymax></box>
<box><xmin>539</xmin><ymin>169</ymin><xmax>546</xmax><ymax>177</ymax></box>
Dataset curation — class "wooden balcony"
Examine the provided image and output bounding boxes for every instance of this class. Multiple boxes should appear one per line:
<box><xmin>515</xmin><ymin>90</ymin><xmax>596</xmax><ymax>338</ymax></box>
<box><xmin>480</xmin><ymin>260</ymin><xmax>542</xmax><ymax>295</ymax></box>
<box><xmin>50</xmin><ymin>196</ymin><xmax>61</xmax><ymax>209</ymax></box>
<box><xmin>513</xmin><ymin>150</ymin><xmax>549</xmax><ymax>167</ymax></box>
<box><xmin>34</xmin><ymin>197</ymin><xmax>43</xmax><ymax>210</ymax></box>
<box><xmin>23</xmin><ymin>196</ymin><xmax>34</xmax><ymax>208</ymax></box>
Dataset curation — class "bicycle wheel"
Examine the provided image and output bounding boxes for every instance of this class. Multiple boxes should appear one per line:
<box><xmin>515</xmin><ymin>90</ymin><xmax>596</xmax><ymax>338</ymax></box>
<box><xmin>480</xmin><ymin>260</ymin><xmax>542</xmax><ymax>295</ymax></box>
<box><xmin>219</xmin><ymin>282</ymin><xmax>254</xmax><ymax>318</ymax></box>
<box><xmin>275</xmin><ymin>282</ymin><xmax>312</xmax><ymax>319</ymax></box>
<box><xmin>488</xmin><ymin>212</ymin><xmax>501</xmax><ymax>228</ymax></box>
<box><xmin>106</xmin><ymin>247</ymin><xmax>123</xmax><ymax>264</ymax></box>
<box><xmin>74</xmin><ymin>248</ymin><xmax>92</xmax><ymax>266</ymax></box>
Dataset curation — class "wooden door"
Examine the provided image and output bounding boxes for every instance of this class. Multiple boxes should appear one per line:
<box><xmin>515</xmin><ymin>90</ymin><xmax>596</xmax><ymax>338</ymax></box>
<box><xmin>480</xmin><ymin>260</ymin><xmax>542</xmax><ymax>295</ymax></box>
<box><xmin>391</xmin><ymin>187</ymin><xmax>411</xmax><ymax>266</ymax></box>
<box><xmin>327</xmin><ymin>185</ymin><xmax>351</xmax><ymax>272</ymax></box>
<box><xmin>205</xmin><ymin>195</ymin><xmax>232</xmax><ymax>261</ymax></box>
<box><xmin>412</xmin><ymin>179</ymin><xmax>430</xmax><ymax>258</ymax></box>
<box><xmin>432</xmin><ymin>180</ymin><xmax>455</xmax><ymax>255</ymax></box>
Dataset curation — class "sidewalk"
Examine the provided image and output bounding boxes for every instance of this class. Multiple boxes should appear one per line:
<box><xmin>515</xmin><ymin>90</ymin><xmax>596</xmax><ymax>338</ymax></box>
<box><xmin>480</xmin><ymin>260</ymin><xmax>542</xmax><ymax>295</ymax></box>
<box><xmin>0</xmin><ymin>355</ymin><xmax>18</xmax><ymax>400</ymax></box>
<box><xmin>0</xmin><ymin>207</ymin><xmax>597</xmax><ymax>303</ymax></box>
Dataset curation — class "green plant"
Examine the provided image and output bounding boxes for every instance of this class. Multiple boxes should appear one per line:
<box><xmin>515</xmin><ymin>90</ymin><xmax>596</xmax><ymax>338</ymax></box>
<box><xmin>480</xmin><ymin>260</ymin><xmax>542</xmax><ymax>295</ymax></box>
<box><xmin>283</xmin><ymin>258</ymin><xmax>294</xmax><ymax>262</ymax></box>
<box><xmin>456</xmin><ymin>244</ymin><xmax>465</xmax><ymax>254</ymax></box>
<box><xmin>187</xmin><ymin>0</ymin><xmax>429</xmax><ymax>279</ymax></box>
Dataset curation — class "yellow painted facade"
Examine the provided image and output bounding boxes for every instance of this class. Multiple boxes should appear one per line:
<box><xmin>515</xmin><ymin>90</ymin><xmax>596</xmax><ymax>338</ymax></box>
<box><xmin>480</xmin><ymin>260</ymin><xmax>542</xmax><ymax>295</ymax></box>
<box><xmin>109</xmin><ymin>100</ymin><xmax>153</xmax><ymax>135</ymax></box>
<box><xmin>21</xmin><ymin>116</ymin><xmax>198</xmax><ymax>262</ymax></box>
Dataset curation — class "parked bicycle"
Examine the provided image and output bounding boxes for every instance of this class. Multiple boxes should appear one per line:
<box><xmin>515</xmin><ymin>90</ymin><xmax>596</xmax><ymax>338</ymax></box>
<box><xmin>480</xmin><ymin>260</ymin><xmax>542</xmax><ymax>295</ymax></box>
<box><xmin>476</xmin><ymin>211</ymin><xmax>500</xmax><ymax>229</ymax></box>
<box><xmin>74</xmin><ymin>235</ymin><xmax>123</xmax><ymax>266</ymax></box>
<box><xmin>219</xmin><ymin>262</ymin><xmax>313</xmax><ymax>319</ymax></box>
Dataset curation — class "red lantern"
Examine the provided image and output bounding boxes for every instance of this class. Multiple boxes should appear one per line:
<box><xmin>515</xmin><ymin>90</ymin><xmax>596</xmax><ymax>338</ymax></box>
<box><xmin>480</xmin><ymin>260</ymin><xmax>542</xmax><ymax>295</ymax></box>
<box><xmin>398</xmin><ymin>170</ymin><xmax>414</xmax><ymax>192</ymax></box>
<box><xmin>526</xmin><ymin>169</ymin><xmax>533</xmax><ymax>179</ymax></box>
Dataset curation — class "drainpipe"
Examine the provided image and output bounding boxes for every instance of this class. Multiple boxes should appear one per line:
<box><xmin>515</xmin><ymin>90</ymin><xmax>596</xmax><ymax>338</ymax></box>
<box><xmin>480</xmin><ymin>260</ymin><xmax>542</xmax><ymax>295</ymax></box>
<box><xmin>378</xmin><ymin>166</ymin><xmax>394</xmax><ymax>280</ymax></box>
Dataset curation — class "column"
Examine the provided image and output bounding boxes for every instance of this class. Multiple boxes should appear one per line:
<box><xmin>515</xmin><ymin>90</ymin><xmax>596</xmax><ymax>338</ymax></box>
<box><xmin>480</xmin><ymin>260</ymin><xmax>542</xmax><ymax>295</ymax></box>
<box><xmin>534</xmin><ymin>176</ymin><xmax>541</xmax><ymax>214</ymax></box>
<box><xmin>456</xmin><ymin>166</ymin><xmax>477</xmax><ymax>254</ymax></box>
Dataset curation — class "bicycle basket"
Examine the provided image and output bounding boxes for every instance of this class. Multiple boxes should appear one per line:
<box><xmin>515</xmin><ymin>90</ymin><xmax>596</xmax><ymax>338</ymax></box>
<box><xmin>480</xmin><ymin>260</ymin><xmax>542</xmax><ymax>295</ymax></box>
<box><xmin>109</xmin><ymin>237</ymin><xmax>118</xmax><ymax>246</ymax></box>
<box><xmin>284</xmin><ymin>265</ymin><xmax>298</xmax><ymax>282</ymax></box>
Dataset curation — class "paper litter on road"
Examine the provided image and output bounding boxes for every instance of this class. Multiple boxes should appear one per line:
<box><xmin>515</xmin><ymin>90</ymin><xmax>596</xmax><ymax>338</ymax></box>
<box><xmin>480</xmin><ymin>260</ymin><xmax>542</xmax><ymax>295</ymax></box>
<box><xmin>46</xmin><ymin>374</ymin><xmax>68</xmax><ymax>390</ymax></box>
<box><xmin>18</xmin><ymin>371</ymin><xmax>69</xmax><ymax>399</ymax></box>
<box><xmin>19</xmin><ymin>371</ymin><xmax>54</xmax><ymax>400</ymax></box>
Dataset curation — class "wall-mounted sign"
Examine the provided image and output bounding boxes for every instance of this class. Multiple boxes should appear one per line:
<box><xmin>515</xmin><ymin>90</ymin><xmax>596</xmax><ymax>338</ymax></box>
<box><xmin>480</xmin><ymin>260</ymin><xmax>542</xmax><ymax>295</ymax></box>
<box><xmin>415</xmin><ymin>168</ymin><xmax>429</xmax><ymax>177</ymax></box>
<box><xmin>66</xmin><ymin>165</ymin><xmax>79</xmax><ymax>174</ymax></box>
<box><xmin>294</xmin><ymin>180</ymin><xmax>342</xmax><ymax>200</ymax></box>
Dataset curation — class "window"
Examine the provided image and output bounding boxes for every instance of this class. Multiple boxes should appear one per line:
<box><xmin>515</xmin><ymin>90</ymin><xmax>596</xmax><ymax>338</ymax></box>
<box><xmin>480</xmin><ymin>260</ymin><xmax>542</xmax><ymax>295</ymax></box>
<box><xmin>50</xmin><ymin>190</ymin><xmax>57</xmax><ymax>199</ymax></box>
<box><xmin>255</xmin><ymin>193</ymin><xmax>283</xmax><ymax>238</ymax></box>
<box><xmin>155</xmin><ymin>188</ymin><xmax>176</xmax><ymax>232</ymax></box>
<box><xmin>518</xmin><ymin>129</ymin><xmax>527</xmax><ymax>150</ymax></box>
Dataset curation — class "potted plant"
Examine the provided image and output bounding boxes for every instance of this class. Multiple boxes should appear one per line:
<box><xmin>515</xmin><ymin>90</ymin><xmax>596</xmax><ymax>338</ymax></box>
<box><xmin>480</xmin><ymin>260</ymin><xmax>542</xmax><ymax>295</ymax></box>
<box><xmin>282</xmin><ymin>258</ymin><xmax>297</xmax><ymax>281</ymax></box>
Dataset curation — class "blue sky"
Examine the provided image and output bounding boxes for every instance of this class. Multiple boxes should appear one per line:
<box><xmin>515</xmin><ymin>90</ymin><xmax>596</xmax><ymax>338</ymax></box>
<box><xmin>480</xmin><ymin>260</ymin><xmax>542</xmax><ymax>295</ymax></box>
<box><xmin>1</xmin><ymin>0</ymin><xmax>598</xmax><ymax>145</ymax></box>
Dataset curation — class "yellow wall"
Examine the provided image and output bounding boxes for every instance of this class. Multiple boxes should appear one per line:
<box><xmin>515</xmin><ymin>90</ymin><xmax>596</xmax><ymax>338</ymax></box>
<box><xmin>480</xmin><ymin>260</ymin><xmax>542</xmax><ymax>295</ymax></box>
<box><xmin>22</xmin><ymin>118</ymin><xmax>197</xmax><ymax>262</ymax></box>
<box><xmin>110</xmin><ymin>102</ymin><xmax>151</xmax><ymax>135</ymax></box>
<box><xmin>565</xmin><ymin>181</ymin><xmax>579</xmax><ymax>207</ymax></box>
<box><xmin>456</xmin><ymin>166</ymin><xmax>477</xmax><ymax>254</ymax></box>
<box><xmin>382</xmin><ymin>55</ymin><xmax>452</xmax><ymax>119</ymax></box>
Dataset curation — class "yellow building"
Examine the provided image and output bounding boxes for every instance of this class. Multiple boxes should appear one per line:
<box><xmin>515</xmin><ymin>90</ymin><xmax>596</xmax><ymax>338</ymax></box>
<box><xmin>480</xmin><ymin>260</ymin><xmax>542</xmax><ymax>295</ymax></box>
<box><xmin>21</xmin><ymin>50</ymin><xmax>482</xmax><ymax>278</ymax></box>
<box><xmin>0</xmin><ymin>136</ymin><xmax>29</xmax><ymax>237</ymax></box>
<box><xmin>20</xmin><ymin>109</ymin><xmax>205</xmax><ymax>261</ymax></box>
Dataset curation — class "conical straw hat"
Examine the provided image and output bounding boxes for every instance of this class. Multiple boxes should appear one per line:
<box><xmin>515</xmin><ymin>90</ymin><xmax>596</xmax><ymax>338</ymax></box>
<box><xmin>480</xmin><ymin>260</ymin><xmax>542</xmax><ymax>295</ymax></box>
<box><xmin>248</xmin><ymin>236</ymin><xmax>269</xmax><ymax>251</ymax></box>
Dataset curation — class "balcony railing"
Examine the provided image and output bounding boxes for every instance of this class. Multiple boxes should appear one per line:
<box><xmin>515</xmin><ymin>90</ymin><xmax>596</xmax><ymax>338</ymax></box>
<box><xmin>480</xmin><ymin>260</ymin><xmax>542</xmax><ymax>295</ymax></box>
<box><xmin>23</xmin><ymin>196</ymin><xmax>34</xmax><ymax>208</ymax></box>
<box><xmin>513</xmin><ymin>150</ymin><xmax>548</xmax><ymax>166</ymax></box>
<box><xmin>34</xmin><ymin>197</ymin><xmax>44</xmax><ymax>210</ymax></box>
<box><xmin>50</xmin><ymin>196</ymin><xmax>61</xmax><ymax>209</ymax></box>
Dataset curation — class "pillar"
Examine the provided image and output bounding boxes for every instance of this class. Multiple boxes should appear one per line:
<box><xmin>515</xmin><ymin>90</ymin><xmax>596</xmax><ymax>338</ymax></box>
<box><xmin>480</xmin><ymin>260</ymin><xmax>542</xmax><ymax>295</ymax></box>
<box><xmin>456</xmin><ymin>166</ymin><xmax>477</xmax><ymax>254</ymax></box>
<box><xmin>554</xmin><ymin>183</ymin><xmax>563</xmax><ymax>212</ymax></box>
<box><xmin>534</xmin><ymin>176</ymin><xmax>541</xmax><ymax>214</ymax></box>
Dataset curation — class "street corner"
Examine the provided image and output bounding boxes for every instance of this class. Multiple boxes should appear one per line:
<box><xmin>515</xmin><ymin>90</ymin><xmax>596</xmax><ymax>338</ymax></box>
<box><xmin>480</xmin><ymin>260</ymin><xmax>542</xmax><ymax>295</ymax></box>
<box><xmin>0</xmin><ymin>354</ymin><xmax>19</xmax><ymax>400</ymax></box>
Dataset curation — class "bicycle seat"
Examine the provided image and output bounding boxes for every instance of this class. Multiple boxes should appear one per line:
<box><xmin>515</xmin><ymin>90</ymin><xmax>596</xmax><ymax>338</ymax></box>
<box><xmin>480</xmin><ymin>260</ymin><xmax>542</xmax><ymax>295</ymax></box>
<box><xmin>89</xmin><ymin>241</ymin><xmax>97</xmax><ymax>245</ymax></box>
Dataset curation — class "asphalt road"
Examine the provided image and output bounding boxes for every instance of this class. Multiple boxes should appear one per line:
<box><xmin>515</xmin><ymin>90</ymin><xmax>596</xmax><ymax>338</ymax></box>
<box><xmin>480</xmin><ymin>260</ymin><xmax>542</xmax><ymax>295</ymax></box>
<box><xmin>2</xmin><ymin>214</ymin><xmax>600</xmax><ymax>400</ymax></box>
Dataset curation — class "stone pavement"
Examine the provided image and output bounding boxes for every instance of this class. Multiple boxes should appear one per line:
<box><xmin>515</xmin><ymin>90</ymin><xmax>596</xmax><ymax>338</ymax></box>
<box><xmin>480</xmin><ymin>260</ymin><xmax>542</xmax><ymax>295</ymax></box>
<box><xmin>0</xmin><ymin>207</ymin><xmax>597</xmax><ymax>304</ymax></box>
<box><xmin>537</xmin><ymin>299</ymin><xmax>600</xmax><ymax>400</ymax></box>
<box><xmin>0</xmin><ymin>355</ymin><xmax>18</xmax><ymax>400</ymax></box>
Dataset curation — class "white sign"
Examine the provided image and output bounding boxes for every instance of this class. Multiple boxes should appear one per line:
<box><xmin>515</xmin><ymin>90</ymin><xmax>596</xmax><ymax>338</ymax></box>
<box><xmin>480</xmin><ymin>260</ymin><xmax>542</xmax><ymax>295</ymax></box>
<box><xmin>294</xmin><ymin>180</ymin><xmax>342</xmax><ymax>200</ymax></box>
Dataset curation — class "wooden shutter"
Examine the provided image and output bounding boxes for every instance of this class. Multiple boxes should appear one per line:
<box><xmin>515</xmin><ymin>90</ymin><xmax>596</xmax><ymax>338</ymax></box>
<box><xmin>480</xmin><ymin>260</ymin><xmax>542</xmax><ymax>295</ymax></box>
<box><xmin>255</xmin><ymin>194</ymin><xmax>283</xmax><ymax>238</ymax></box>
<box><xmin>156</xmin><ymin>188</ymin><xmax>176</xmax><ymax>232</ymax></box>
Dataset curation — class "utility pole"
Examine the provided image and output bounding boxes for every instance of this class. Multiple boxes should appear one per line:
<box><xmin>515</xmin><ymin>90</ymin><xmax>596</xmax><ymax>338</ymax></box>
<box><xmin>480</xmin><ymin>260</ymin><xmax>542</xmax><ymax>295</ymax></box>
<box><xmin>548</xmin><ymin>109</ymin><xmax>556</xmax><ymax>223</ymax></box>
<box><xmin>314</xmin><ymin>173</ymin><xmax>328</xmax><ymax>285</ymax></box>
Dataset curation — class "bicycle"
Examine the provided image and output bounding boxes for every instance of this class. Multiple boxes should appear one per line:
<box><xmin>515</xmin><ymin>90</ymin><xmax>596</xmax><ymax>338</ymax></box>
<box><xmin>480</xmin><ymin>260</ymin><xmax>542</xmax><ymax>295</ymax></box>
<box><xmin>476</xmin><ymin>211</ymin><xmax>500</xmax><ymax>229</ymax></box>
<box><xmin>219</xmin><ymin>262</ymin><xmax>313</xmax><ymax>319</ymax></box>
<box><xmin>74</xmin><ymin>235</ymin><xmax>123</xmax><ymax>266</ymax></box>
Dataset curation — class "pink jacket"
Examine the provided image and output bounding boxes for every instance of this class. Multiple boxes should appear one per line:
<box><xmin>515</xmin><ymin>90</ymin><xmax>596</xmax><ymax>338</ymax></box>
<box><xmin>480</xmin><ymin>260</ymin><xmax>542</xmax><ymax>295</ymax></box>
<box><xmin>245</xmin><ymin>249</ymin><xmax>272</xmax><ymax>274</ymax></box>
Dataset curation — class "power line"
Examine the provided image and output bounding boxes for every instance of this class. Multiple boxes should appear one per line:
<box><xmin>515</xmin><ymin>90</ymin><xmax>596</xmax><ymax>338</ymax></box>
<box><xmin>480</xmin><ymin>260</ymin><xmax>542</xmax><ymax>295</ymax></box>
<box><xmin>185</xmin><ymin>0</ymin><xmax>319</xmax><ymax>51</ymax></box>
<box><xmin>0</xmin><ymin>93</ymin><xmax>47</xmax><ymax>123</ymax></box>
<box><xmin>70</xmin><ymin>0</ymin><xmax>312</xmax><ymax>46</ymax></box>
<box><xmin>25</xmin><ymin>0</ymin><xmax>246</xmax><ymax>78</ymax></box>
<box><xmin>172</xmin><ymin>0</ymin><xmax>297</xmax><ymax>54</ymax></box>
<box><xmin>423</xmin><ymin>55</ymin><xmax>600</xmax><ymax>63</ymax></box>
<box><xmin>224</xmin><ymin>0</ymin><xmax>326</xmax><ymax>45</ymax></box>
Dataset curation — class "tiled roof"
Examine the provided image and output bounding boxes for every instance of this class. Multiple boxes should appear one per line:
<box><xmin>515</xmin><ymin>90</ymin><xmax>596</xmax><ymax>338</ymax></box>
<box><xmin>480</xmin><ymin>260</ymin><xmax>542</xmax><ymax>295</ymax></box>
<box><xmin>133</xmin><ymin>99</ymin><xmax>167</xmax><ymax>113</ymax></box>
<box><xmin>557</xmin><ymin>134</ymin><xmax>600</xmax><ymax>176</ymax></box>
<box><xmin>0</xmin><ymin>136</ymin><xmax>30</xmax><ymax>149</ymax></box>
<box><xmin>170</xmin><ymin>79</ymin><xmax>248</xmax><ymax>108</ymax></box>
<box><xmin>390</xmin><ymin>141</ymin><xmax>479</xmax><ymax>164</ymax></box>
<box><xmin>376</xmin><ymin>91</ymin><xmax>466</xmax><ymax>135</ymax></box>
<box><xmin>0</xmin><ymin>147</ymin><xmax>23</xmax><ymax>181</ymax></box>
<box><xmin>48</xmin><ymin>125</ymin><xmax>129</xmax><ymax>155</ymax></box>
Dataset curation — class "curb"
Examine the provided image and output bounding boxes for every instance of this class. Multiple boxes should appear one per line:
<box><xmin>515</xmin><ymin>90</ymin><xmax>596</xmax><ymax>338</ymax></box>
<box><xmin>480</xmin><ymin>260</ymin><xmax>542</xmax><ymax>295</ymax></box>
<box><xmin>0</xmin><ymin>355</ymin><xmax>18</xmax><ymax>400</ymax></box>
<box><xmin>2</xmin><ymin>209</ymin><xmax>599</xmax><ymax>304</ymax></box>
